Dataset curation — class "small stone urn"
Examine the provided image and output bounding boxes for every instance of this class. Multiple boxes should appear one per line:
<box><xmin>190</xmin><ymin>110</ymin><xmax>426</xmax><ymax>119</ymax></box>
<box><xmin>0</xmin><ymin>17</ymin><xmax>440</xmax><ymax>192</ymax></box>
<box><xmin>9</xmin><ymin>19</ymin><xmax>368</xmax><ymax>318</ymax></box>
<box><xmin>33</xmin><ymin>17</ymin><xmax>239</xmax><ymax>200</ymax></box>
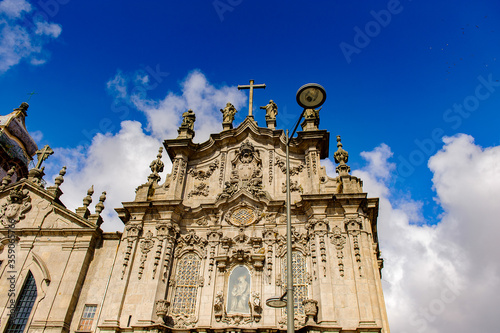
<box><xmin>302</xmin><ymin>299</ymin><xmax>318</xmax><ymax>325</ymax></box>
<box><xmin>155</xmin><ymin>300</ymin><xmax>170</xmax><ymax>324</ymax></box>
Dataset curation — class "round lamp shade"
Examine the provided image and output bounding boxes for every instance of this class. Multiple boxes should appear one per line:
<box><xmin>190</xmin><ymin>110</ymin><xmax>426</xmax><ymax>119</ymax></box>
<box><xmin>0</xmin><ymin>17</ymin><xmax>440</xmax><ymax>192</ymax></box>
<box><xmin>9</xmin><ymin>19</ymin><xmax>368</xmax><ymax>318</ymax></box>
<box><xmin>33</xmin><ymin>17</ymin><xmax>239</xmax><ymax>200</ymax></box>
<box><xmin>266</xmin><ymin>296</ymin><xmax>287</xmax><ymax>308</ymax></box>
<box><xmin>296</xmin><ymin>83</ymin><xmax>326</xmax><ymax>109</ymax></box>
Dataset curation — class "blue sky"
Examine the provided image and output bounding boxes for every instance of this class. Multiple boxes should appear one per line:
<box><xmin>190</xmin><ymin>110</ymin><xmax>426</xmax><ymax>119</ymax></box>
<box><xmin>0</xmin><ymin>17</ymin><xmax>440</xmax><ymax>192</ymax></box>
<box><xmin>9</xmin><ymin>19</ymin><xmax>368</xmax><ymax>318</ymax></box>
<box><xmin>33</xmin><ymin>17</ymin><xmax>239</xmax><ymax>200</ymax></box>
<box><xmin>1</xmin><ymin>0</ymin><xmax>500</xmax><ymax>332</ymax></box>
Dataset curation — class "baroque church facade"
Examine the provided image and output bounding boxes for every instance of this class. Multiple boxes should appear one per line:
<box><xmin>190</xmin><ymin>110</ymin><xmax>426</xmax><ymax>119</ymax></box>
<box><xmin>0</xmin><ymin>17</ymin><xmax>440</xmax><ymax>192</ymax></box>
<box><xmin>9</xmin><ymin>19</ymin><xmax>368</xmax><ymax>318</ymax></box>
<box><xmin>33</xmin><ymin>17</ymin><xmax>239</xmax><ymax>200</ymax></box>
<box><xmin>0</xmin><ymin>96</ymin><xmax>390</xmax><ymax>333</ymax></box>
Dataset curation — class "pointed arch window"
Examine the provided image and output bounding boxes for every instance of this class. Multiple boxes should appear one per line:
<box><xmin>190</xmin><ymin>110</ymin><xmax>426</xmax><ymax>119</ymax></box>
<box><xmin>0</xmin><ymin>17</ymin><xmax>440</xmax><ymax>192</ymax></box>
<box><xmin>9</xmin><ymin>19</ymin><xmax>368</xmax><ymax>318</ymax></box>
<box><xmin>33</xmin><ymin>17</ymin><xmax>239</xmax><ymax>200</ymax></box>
<box><xmin>281</xmin><ymin>251</ymin><xmax>308</xmax><ymax>315</ymax></box>
<box><xmin>171</xmin><ymin>253</ymin><xmax>201</xmax><ymax>315</ymax></box>
<box><xmin>5</xmin><ymin>271</ymin><xmax>37</xmax><ymax>333</ymax></box>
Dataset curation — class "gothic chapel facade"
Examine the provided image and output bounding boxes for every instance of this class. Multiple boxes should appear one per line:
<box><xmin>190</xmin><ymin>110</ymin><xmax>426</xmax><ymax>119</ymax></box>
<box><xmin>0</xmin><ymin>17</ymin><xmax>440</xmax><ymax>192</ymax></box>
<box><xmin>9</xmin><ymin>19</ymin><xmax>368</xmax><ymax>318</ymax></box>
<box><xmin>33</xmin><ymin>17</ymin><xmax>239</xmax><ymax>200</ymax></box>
<box><xmin>0</xmin><ymin>98</ymin><xmax>390</xmax><ymax>333</ymax></box>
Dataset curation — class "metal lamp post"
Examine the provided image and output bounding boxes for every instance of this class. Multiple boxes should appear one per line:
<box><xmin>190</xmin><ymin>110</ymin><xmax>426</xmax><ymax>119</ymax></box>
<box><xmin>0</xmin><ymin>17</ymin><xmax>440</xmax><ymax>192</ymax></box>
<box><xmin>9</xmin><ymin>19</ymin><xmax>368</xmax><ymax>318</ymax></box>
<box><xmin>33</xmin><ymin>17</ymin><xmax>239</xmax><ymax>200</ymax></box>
<box><xmin>266</xmin><ymin>83</ymin><xmax>326</xmax><ymax>333</ymax></box>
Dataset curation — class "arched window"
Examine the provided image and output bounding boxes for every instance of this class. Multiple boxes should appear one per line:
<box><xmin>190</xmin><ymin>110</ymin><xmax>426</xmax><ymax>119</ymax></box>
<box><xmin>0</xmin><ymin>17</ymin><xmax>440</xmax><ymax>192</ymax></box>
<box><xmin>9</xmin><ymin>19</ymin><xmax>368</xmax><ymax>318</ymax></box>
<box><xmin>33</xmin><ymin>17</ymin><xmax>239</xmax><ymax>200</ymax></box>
<box><xmin>281</xmin><ymin>251</ymin><xmax>308</xmax><ymax>315</ymax></box>
<box><xmin>5</xmin><ymin>271</ymin><xmax>37</xmax><ymax>333</ymax></box>
<box><xmin>171</xmin><ymin>253</ymin><xmax>201</xmax><ymax>315</ymax></box>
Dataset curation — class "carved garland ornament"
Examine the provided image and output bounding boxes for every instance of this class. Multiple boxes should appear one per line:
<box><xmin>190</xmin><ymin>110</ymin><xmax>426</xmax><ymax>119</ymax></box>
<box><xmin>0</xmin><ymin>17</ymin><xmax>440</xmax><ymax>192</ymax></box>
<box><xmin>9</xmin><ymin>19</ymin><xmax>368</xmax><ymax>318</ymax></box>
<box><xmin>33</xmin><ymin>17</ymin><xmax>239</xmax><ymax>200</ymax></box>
<box><xmin>330</xmin><ymin>226</ymin><xmax>347</xmax><ymax>277</ymax></box>
<box><xmin>188</xmin><ymin>160</ymin><xmax>219</xmax><ymax>180</ymax></box>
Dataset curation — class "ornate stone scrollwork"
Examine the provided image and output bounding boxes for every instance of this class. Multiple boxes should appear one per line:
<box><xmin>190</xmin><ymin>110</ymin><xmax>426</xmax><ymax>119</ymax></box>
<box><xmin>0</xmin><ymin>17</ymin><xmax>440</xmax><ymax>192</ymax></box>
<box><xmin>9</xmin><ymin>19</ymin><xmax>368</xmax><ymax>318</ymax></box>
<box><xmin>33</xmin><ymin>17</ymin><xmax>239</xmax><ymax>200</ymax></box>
<box><xmin>174</xmin><ymin>229</ymin><xmax>208</xmax><ymax>259</ymax></box>
<box><xmin>0</xmin><ymin>187</ymin><xmax>32</xmax><ymax>227</ymax></box>
<box><xmin>331</xmin><ymin>226</ymin><xmax>346</xmax><ymax>277</ymax></box>
<box><xmin>345</xmin><ymin>218</ymin><xmax>363</xmax><ymax>277</ymax></box>
<box><xmin>138</xmin><ymin>230</ymin><xmax>154</xmax><ymax>279</ymax></box>
<box><xmin>188</xmin><ymin>160</ymin><xmax>218</xmax><ymax>180</ymax></box>
<box><xmin>122</xmin><ymin>222</ymin><xmax>143</xmax><ymax>279</ymax></box>
<box><xmin>275</xmin><ymin>156</ymin><xmax>305</xmax><ymax>175</ymax></box>
<box><xmin>218</xmin><ymin>141</ymin><xmax>266</xmax><ymax>199</ymax></box>
<box><xmin>281</xmin><ymin>180</ymin><xmax>303</xmax><ymax>193</ymax></box>
<box><xmin>207</xmin><ymin>230</ymin><xmax>222</xmax><ymax>285</ymax></box>
<box><xmin>187</xmin><ymin>182</ymin><xmax>209</xmax><ymax>198</ymax></box>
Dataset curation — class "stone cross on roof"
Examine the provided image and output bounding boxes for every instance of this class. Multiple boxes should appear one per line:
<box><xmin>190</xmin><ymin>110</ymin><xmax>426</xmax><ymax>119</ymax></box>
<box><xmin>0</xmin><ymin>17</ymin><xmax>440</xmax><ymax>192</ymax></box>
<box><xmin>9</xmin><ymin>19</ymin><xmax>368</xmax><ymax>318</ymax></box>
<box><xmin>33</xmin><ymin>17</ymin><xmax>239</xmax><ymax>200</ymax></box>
<box><xmin>35</xmin><ymin>145</ymin><xmax>54</xmax><ymax>169</ymax></box>
<box><xmin>238</xmin><ymin>79</ymin><xmax>266</xmax><ymax>118</ymax></box>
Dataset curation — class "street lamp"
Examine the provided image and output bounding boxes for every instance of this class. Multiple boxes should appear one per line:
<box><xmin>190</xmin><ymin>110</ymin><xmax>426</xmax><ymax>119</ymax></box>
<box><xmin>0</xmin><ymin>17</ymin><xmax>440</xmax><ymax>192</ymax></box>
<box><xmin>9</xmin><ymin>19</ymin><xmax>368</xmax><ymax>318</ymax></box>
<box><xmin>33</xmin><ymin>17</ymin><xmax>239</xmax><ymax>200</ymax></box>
<box><xmin>266</xmin><ymin>83</ymin><xmax>326</xmax><ymax>333</ymax></box>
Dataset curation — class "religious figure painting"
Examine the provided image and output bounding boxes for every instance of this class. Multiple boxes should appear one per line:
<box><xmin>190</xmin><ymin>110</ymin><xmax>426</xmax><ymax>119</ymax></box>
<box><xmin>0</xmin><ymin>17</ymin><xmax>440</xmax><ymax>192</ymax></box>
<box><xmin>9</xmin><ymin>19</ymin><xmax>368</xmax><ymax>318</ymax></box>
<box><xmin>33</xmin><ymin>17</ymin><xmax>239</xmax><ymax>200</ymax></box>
<box><xmin>227</xmin><ymin>265</ymin><xmax>251</xmax><ymax>314</ymax></box>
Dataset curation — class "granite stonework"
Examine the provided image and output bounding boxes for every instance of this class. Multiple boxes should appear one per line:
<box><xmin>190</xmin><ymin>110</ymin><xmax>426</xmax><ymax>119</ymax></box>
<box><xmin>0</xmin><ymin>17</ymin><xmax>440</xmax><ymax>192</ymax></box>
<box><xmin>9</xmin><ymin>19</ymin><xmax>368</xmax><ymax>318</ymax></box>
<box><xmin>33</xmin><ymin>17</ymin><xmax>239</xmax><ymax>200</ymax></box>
<box><xmin>0</xmin><ymin>102</ymin><xmax>390</xmax><ymax>333</ymax></box>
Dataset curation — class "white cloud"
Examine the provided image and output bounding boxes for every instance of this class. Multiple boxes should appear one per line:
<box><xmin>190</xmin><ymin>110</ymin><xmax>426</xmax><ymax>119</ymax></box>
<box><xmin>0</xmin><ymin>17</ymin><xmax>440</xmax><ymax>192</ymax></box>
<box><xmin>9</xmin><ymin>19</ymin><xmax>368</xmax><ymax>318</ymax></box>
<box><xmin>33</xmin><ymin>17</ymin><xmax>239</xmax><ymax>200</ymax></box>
<box><xmin>131</xmin><ymin>70</ymin><xmax>247</xmax><ymax>142</ymax></box>
<box><xmin>35</xmin><ymin>21</ymin><xmax>61</xmax><ymax>38</ymax></box>
<box><xmin>353</xmin><ymin>135</ymin><xmax>500</xmax><ymax>333</ymax></box>
<box><xmin>0</xmin><ymin>0</ymin><xmax>62</xmax><ymax>74</ymax></box>
<box><xmin>47</xmin><ymin>71</ymin><xmax>247</xmax><ymax>231</ymax></box>
<box><xmin>0</xmin><ymin>0</ymin><xmax>31</xmax><ymax>18</ymax></box>
<box><xmin>46</xmin><ymin>121</ymin><xmax>162</xmax><ymax>232</ymax></box>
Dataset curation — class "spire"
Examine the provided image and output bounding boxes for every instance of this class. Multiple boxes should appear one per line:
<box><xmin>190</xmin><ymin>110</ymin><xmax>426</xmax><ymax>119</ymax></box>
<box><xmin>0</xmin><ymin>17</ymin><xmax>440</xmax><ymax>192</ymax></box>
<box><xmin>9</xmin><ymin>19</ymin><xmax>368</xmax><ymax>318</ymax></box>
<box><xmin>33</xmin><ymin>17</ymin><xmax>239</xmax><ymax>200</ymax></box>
<box><xmin>148</xmin><ymin>147</ymin><xmax>164</xmax><ymax>184</ymax></box>
<box><xmin>334</xmin><ymin>135</ymin><xmax>351</xmax><ymax>176</ymax></box>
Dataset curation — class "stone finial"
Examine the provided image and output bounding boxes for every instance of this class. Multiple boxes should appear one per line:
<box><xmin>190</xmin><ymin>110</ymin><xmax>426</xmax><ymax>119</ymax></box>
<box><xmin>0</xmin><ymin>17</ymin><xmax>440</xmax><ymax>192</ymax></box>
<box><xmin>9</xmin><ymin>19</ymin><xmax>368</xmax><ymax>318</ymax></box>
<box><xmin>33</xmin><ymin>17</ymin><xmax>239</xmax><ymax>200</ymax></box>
<box><xmin>220</xmin><ymin>102</ymin><xmax>237</xmax><ymax>130</ymax></box>
<box><xmin>1</xmin><ymin>167</ymin><xmax>16</xmax><ymax>189</ymax></box>
<box><xmin>334</xmin><ymin>135</ymin><xmax>351</xmax><ymax>175</ymax></box>
<box><xmin>148</xmin><ymin>147</ymin><xmax>164</xmax><ymax>184</ymax></box>
<box><xmin>95</xmin><ymin>191</ymin><xmax>106</xmax><ymax>214</ymax></box>
<box><xmin>54</xmin><ymin>166</ymin><xmax>66</xmax><ymax>188</ymax></box>
<box><xmin>177</xmin><ymin>109</ymin><xmax>196</xmax><ymax>139</ymax></box>
<box><xmin>83</xmin><ymin>185</ymin><xmax>94</xmax><ymax>209</ymax></box>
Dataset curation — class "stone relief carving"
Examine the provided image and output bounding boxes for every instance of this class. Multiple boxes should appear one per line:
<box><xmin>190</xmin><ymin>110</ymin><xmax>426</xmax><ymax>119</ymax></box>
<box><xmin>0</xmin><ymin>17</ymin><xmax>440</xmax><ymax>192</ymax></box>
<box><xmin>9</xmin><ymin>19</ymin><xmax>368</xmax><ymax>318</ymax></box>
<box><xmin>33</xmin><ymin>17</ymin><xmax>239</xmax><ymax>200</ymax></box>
<box><xmin>268</xmin><ymin>151</ymin><xmax>274</xmax><ymax>184</ymax></box>
<box><xmin>223</xmin><ymin>203</ymin><xmax>262</xmax><ymax>227</ymax></box>
<box><xmin>174</xmin><ymin>229</ymin><xmax>208</xmax><ymax>259</ymax></box>
<box><xmin>187</xmin><ymin>182</ymin><xmax>209</xmax><ymax>198</ymax></box>
<box><xmin>219</xmin><ymin>152</ymin><xmax>226</xmax><ymax>186</ymax></box>
<box><xmin>122</xmin><ymin>222</ymin><xmax>143</xmax><ymax>279</ymax></box>
<box><xmin>303</xmin><ymin>299</ymin><xmax>318</xmax><ymax>325</ymax></box>
<box><xmin>217</xmin><ymin>141</ymin><xmax>266</xmax><ymax>199</ymax></box>
<box><xmin>214</xmin><ymin>291</ymin><xmax>224</xmax><ymax>321</ymax></box>
<box><xmin>281</xmin><ymin>180</ymin><xmax>303</xmax><ymax>193</ymax></box>
<box><xmin>188</xmin><ymin>160</ymin><xmax>218</xmax><ymax>180</ymax></box>
<box><xmin>0</xmin><ymin>187</ymin><xmax>32</xmax><ymax>227</ymax></box>
<box><xmin>155</xmin><ymin>300</ymin><xmax>169</xmax><ymax>324</ymax></box>
<box><xmin>207</xmin><ymin>231</ymin><xmax>222</xmax><ymax>285</ymax></box>
<box><xmin>138</xmin><ymin>230</ymin><xmax>155</xmax><ymax>279</ymax></box>
<box><xmin>275</xmin><ymin>156</ymin><xmax>304</xmax><ymax>175</ymax></box>
<box><xmin>330</xmin><ymin>226</ymin><xmax>346</xmax><ymax>277</ymax></box>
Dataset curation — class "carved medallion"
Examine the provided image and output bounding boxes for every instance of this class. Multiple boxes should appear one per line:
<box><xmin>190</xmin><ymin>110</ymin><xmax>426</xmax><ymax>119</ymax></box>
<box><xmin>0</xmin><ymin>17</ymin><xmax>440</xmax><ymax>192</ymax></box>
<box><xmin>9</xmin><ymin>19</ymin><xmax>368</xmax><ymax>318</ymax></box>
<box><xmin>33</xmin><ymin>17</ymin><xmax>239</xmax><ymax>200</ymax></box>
<box><xmin>224</xmin><ymin>204</ymin><xmax>262</xmax><ymax>227</ymax></box>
